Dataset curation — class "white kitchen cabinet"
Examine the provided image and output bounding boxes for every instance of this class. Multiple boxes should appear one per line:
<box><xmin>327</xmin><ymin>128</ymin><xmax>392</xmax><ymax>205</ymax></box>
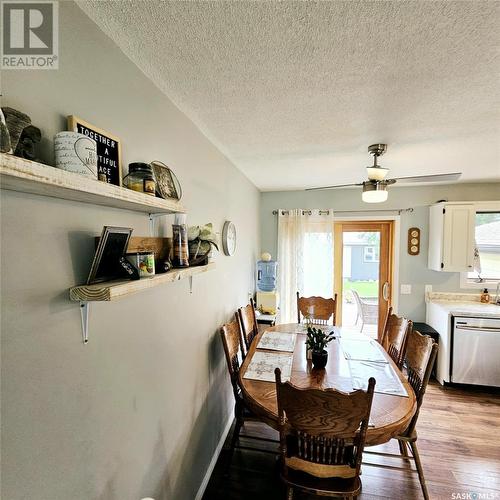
<box><xmin>428</xmin><ymin>203</ymin><xmax>475</xmax><ymax>272</ymax></box>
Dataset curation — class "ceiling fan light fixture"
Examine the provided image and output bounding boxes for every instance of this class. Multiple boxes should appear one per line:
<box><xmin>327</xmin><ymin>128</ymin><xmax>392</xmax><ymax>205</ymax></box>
<box><xmin>366</xmin><ymin>166</ymin><xmax>389</xmax><ymax>181</ymax></box>
<box><xmin>362</xmin><ymin>182</ymin><xmax>388</xmax><ymax>203</ymax></box>
<box><xmin>307</xmin><ymin>142</ymin><xmax>462</xmax><ymax>195</ymax></box>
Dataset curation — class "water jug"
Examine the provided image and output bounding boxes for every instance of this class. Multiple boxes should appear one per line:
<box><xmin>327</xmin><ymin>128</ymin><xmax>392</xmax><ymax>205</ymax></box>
<box><xmin>257</xmin><ymin>260</ymin><xmax>277</xmax><ymax>292</ymax></box>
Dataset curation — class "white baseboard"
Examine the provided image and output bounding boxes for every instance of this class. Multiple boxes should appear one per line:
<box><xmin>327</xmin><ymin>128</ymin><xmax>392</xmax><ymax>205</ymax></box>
<box><xmin>195</xmin><ymin>413</ymin><xmax>233</xmax><ymax>500</ymax></box>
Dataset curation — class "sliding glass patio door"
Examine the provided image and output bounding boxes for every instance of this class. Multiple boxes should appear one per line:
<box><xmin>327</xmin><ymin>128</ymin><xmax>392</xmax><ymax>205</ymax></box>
<box><xmin>334</xmin><ymin>221</ymin><xmax>394</xmax><ymax>341</ymax></box>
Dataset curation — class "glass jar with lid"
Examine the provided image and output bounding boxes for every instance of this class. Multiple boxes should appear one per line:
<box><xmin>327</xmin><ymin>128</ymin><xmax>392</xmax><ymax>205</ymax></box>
<box><xmin>123</xmin><ymin>163</ymin><xmax>156</xmax><ymax>196</ymax></box>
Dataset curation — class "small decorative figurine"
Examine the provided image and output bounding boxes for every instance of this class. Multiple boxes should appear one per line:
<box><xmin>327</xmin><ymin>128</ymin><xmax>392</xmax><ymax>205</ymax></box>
<box><xmin>0</xmin><ymin>108</ymin><xmax>12</xmax><ymax>153</ymax></box>
<box><xmin>160</xmin><ymin>258</ymin><xmax>173</xmax><ymax>273</ymax></box>
<box><xmin>14</xmin><ymin>125</ymin><xmax>41</xmax><ymax>161</ymax></box>
<box><xmin>2</xmin><ymin>107</ymin><xmax>31</xmax><ymax>152</ymax></box>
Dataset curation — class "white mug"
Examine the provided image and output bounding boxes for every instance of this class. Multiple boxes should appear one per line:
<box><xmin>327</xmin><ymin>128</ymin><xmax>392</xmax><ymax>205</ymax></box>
<box><xmin>55</xmin><ymin>131</ymin><xmax>98</xmax><ymax>179</ymax></box>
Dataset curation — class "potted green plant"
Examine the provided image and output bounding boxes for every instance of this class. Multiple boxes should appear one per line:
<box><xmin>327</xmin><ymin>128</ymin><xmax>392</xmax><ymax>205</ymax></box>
<box><xmin>305</xmin><ymin>327</ymin><xmax>336</xmax><ymax>369</ymax></box>
<box><xmin>187</xmin><ymin>223</ymin><xmax>219</xmax><ymax>266</ymax></box>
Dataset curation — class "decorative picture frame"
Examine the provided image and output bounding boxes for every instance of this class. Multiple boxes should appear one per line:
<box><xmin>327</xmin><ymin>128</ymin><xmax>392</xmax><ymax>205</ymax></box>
<box><xmin>67</xmin><ymin>115</ymin><xmax>122</xmax><ymax>186</ymax></box>
<box><xmin>150</xmin><ymin>160</ymin><xmax>182</xmax><ymax>200</ymax></box>
<box><xmin>87</xmin><ymin>226</ymin><xmax>133</xmax><ymax>284</ymax></box>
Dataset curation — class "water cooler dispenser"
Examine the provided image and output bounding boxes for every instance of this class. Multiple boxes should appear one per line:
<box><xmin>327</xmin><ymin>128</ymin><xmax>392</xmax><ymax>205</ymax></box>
<box><xmin>256</xmin><ymin>253</ymin><xmax>279</xmax><ymax>314</ymax></box>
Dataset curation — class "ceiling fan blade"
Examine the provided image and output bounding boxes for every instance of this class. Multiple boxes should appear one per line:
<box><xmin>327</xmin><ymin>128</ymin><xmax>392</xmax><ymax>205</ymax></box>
<box><xmin>306</xmin><ymin>183</ymin><xmax>362</xmax><ymax>191</ymax></box>
<box><xmin>389</xmin><ymin>172</ymin><xmax>462</xmax><ymax>183</ymax></box>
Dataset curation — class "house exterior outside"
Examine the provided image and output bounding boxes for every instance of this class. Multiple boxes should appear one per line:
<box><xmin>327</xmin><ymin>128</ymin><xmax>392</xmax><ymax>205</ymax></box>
<box><xmin>343</xmin><ymin>233</ymin><xmax>379</xmax><ymax>281</ymax></box>
<box><xmin>471</xmin><ymin>219</ymin><xmax>500</xmax><ymax>280</ymax></box>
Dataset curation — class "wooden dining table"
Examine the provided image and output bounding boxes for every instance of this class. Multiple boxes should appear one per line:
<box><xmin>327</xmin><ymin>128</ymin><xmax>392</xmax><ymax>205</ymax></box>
<box><xmin>239</xmin><ymin>323</ymin><xmax>417</xmax><ymax>446</ymax></box>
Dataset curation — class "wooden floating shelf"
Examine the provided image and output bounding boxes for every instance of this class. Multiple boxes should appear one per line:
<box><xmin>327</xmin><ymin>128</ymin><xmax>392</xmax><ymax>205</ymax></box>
<box><xmin>0</xmin><ymin>153</ymin><xmax>185</xmax><ymax>214</ymax></box>
<box><xmin>70</xmin><ymin>263</ymin><xmax>215</xmax><ymax>302</ymax></box>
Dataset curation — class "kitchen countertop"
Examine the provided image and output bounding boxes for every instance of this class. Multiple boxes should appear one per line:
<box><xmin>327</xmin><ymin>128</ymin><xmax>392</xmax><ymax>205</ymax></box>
<box><xmin>427</xmin><ymin>300</ymin><xmax>500</xmax><ymax>319</ymax></box>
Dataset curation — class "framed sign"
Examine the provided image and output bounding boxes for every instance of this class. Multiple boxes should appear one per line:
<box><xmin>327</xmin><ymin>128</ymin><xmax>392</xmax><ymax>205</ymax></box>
<box><xmin>87</xmin><ymin>226</ymin><xmax>132</xmax><ymax>284</ymax></box>
<box><xmin>68</xmin><ymin>116</ymin><xmax>122</xmax><ymax>186</ymax></box>
<box><xmin>150</xmin><ymin>160</ymin><xmax>182</xmax><ymax>200</ymax></box>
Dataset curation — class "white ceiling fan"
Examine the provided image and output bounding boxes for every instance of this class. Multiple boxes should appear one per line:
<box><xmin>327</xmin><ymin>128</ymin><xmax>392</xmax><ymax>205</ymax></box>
<box><xmin>306</xmin><ymin>144</ymin><xmax>462</xmax><ymax>203</ymax></box>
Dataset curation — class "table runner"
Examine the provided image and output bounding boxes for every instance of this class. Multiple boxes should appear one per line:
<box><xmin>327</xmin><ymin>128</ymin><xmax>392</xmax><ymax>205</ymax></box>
<box><xmin>341</xmin><ymin>338</ymin><xmax>388</xmax><ymax>363</ymax></box>
<box><xmin>348</xmin><ymin>360</ymin><xmax>408</xmax><ymax>397</ymax></box>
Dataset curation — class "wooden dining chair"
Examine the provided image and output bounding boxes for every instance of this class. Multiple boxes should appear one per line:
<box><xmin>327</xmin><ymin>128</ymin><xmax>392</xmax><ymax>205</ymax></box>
<box><xmin>275</xmin><ymin>368</ymin><xmax>375</xmax><ymax>499</ymax></box>
<box><xmin>364</xmin><ymin>329</ymin><xmax>438</xmax><ymax>500</ymax></box>
<box><xmin>237</xmin><ymin>298</ymin><xmax>259</xmax><ymax>354</ymax></box>
<box><xmin>380</xmin><ymin>307</ymin><xmax>412</xmax><ymax>369</ymax></box>
<box><xmin>296</xmin><ymin>292</ymin><xmax>337</xmax><ymax>325</ymax></box>
<box><xmin>220</xmin><ymin>319</ymin><xmax>277</xmax><ymax>466</ymax></box>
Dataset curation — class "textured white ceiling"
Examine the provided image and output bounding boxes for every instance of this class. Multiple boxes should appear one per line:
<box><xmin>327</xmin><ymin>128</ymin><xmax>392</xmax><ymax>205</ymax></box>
<box><xmin>78</xmin><ymin>0</ymin><xmax>500</xmax><ymax>191</ymax></box>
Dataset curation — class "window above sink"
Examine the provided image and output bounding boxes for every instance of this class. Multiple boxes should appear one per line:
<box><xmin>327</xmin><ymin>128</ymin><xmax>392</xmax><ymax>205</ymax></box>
<box><xmin>461</xmin><ymin>203</ymin><xmax>500</xmax><ymax>289</ymax></box>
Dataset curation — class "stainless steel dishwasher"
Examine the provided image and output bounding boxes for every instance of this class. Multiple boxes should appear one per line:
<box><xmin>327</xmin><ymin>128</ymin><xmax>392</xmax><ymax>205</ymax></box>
<box><xmin>452</xmin><ymin>316</ymin><xmax>500</xmax><ymax>387</ymax></box>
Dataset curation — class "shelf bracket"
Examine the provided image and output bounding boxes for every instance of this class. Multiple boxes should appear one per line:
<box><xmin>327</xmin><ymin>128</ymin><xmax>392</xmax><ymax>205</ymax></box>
<box><xmin>189</xmin><ymin>276</ymin><xmax>193</xmax><ymax>294</ymax></box>
<box><xmin>80</xmin><ymin>301</ymin><xmax>90</xmax><ymax>344</ymax></box>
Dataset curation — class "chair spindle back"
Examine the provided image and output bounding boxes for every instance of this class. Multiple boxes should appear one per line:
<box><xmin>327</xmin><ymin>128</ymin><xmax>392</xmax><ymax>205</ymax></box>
<box><xmin>296</xmin><ymin>292</ymin><xmax>337</xmax><ymax>326</ymax></box>
<box><xmin>403</xmin><ymin>329</ymin><xmax>438</xmax><ymax>436</ymax></box>
<box><xmin>382</xmin><ymin>307</ymin><xmax>412</xmax><ymax>368</ymax></box>
<box><xmin>237</xmin><ymin>298</ymin><xmax>259</xmax><ymax>352</ymax></box>
<box><xmin>275</xmin><ymin>368</ymin><xmax>375</xmax><ymax>479</ymax></box>
<box><xmin>220</xmin><ymin>320</ymin><xmax>244</xmax><ymax>401</ymax></box>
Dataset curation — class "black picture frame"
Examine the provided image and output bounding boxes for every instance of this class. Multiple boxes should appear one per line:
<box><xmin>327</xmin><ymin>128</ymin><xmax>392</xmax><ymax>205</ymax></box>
<box><xmin>87</xmin><ymin>226</ymin><xmax>132</xmax><ymax>284</ymax></box>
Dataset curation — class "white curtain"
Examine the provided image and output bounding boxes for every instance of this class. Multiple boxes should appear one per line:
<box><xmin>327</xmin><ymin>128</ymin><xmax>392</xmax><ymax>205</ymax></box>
<box><xmin>277</xmin><ymin>209</ymin><xmax>334</xmax><ymax>323</ymax></box>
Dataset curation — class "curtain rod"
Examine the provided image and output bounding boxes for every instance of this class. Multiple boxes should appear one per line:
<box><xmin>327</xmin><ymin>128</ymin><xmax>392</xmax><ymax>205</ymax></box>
<box><xmin>272</xmin><ymin>208</ymin><xmax>413</xmax><ymax>215</ymax></box>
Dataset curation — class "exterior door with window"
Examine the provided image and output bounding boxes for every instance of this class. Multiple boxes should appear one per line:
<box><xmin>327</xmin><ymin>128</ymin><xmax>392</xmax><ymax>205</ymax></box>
<box><xmin>334</xmin><ymin>221</ymin><xmax>394</xmax><ymax>341</ymax></box>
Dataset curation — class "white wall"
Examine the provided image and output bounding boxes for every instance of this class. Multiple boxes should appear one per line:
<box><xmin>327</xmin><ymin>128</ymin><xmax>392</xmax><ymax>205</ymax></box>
<box><xmin>1</xmin><ymin>3</ymin><xmax>259</xmax><ymax>499</ymax></box>
<box><xmin>260</xmin><ymin>183</ymin><xmax>500</xmax><ymax>321</ymax></box>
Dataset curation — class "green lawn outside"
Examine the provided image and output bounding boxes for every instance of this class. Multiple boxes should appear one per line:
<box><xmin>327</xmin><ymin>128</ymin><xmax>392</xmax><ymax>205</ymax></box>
<box><xmin>343</xmin><ymin>279</ymin><xmax>378</xmax><ymax>298</ymax></box>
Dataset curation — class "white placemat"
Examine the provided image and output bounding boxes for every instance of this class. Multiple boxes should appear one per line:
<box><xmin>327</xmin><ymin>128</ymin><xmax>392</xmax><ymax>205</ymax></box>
<box><xmin>243</xmin><ymin>351</ymin><xmax>293</xmax><ymax>382</ymax></box>
<box><xmin>257</xmin><ymin>331</ymin><xmax>297</xmax><ymax>352</ymax></box>
<box><xmin>341</xmin><ymin>339</ymin><xmax>388</xmax><ymax>363</ymax></box>
<box><xmin>348</xmin><ymin>360</ymin><xmax>408</xmax><ymax>397</ymax></box>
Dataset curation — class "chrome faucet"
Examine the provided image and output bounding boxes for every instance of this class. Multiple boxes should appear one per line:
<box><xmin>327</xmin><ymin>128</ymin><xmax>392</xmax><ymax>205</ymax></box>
<box><xmin>495</xmin><ymin>282</ymin><xmax>500</xmax><ymax>305</ymax></box>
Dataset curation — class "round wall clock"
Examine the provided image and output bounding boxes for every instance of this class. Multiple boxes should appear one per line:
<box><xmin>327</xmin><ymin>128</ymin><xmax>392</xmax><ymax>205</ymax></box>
<box><xmin>222</xmin><ymin>221</ymin><xmax>236</xmax><ymax>256</ymax></box>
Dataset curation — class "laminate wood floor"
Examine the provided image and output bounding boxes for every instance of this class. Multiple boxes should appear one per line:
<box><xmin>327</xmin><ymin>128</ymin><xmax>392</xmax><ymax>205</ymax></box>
<box><xmin>203</xmin><ymin>382</ymin><xmax>500</xmax><ymax>500</ymax></box>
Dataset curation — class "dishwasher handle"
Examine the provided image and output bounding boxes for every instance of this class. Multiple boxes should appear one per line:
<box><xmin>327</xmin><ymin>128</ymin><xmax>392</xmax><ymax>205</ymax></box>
<box><xmin>455</xmin><ymin>325</ymin><xmax>500</xmax><ymax>333</ymax></box>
